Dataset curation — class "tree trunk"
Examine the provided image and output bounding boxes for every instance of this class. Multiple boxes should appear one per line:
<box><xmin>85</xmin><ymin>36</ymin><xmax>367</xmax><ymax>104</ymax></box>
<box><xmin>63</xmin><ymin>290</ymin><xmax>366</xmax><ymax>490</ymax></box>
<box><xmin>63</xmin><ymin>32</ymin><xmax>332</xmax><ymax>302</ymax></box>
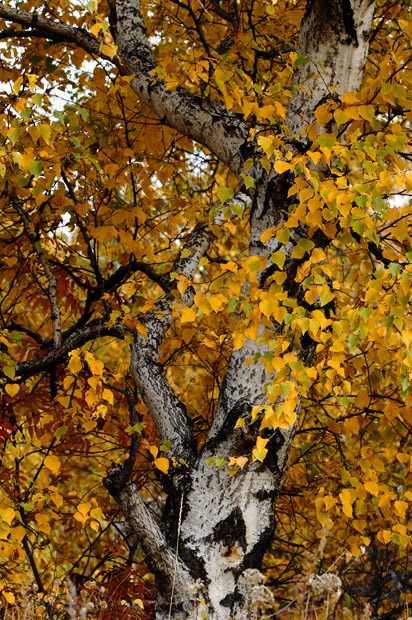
<box><xmin>0</xmin><ymin>0</ymin><xmax>380</xmax><ymax>615</ymax></box>
<box><xmin>105</xmin><ymin>1</ymin><xmax>375</xmax><ymax>618</ymax></box>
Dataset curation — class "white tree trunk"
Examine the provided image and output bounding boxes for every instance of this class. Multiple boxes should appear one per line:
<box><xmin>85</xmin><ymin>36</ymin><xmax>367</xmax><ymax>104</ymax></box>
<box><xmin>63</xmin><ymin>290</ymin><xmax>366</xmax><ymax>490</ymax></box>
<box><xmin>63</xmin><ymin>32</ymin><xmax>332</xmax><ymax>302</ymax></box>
<box><xmin>0</xmin><ymin>0</ymin><xmax>375</xmax><ymax>617</ymax></box>
<box><xmin>107</xmin><ymin>2</ymin><xmax>375</xmax><ymax>619</ymax></box>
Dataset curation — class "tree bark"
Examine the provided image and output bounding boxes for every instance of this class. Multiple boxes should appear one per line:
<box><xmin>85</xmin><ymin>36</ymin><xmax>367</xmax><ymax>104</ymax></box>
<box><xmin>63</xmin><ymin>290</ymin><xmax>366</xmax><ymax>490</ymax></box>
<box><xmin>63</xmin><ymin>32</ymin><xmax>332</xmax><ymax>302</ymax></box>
<box><xmin>0</xmin><ymin>0</ymin><xmax>375</xmax><ymax>617</ymax></box>
<box><xmin>104</xmin><ymin>2</ymin><xmax>375</xmax><ymax>619</ymax></box>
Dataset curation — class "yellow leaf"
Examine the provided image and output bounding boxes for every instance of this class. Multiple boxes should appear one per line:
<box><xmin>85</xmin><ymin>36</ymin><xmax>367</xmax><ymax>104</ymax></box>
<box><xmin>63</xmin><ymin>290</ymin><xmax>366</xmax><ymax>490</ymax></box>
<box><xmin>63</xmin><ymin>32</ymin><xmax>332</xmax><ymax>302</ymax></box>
<box><xmin>259</xmin><ymin>300</ymin><xmax>277</xmax><ymax>319</ymax></box>
<box><xmin>310</xmin><ymin>248</ymin><xmax>325</xmax><ymax>263</ymax></box>
<box><xmin>181</xmin><ymin>307</ymin><xmax>196</xmax><ymax>323</ymax></box>
<box><xmin>50</xmin><ymin>493</ymin><xmax>63</xmax><ymax>509</ymax></box>
<box><xmin>1</xmin><ymin>507</ymin><xmax>15</xmax><ymax>526</ymax></box>
<box><xmin>77</xmin><ymin>502</ymin><xmax>91</xmax><ymax>517</ymax></box>
<box><xmin>10</xmin><ymin>525</ymin><xmax>26</xmax><ymax>542</ymax></box>
<box><xmin>35</xmin><ymin>513</ymin><xmax>51</xmax><ymax>535</ymax></box>
<box><xmin>101</xmin><ymin>43</ymin><xmax>117</xmax><ymax>59</ymax></box>
<box><xmin>87</xmin><ymin>376</ymin><xmax>100</xmax><ymax>389</ymax></box>
<box><xmin>154</xmin><ymin>457</ymin><xmax>169</xmax><ymax>474</ymax></box>
<box><xmin>352</xmin><ymin>519</ymin><xmax>367</xmax><ymax>533</ymax></box>
<box><xmin>401</xmin><ymin>330</ymin><xmax>412</xmax><ymax>348</ymax></box>
<box><xmin>12</xmin><ymin>76</ymin><xmax>23</xmax><ymax>94</ymax></box>
<box><xmin>257</xmin><ymin>136</ymin><xmax>276</xmax><ymax>157</ymax></box>
<box><xmin>3</xmin><ymin>591</ymin><xmax>15</xmax><ymax>605</ymax></box>
<box><xmin>274</xmin><ymin>161</ymin><xmax>292</xmax><ymax>174</ymax></box>
<box><xmin>252</xmin><ymin>436</ymin><xmax>269</xmax><ymax>463</ymax></box>
<box><xmin>393</xmin><ymin>523</ymin><xmax>407</xmax><ymax>536</ymax></box>
<box><xmin>38</xmin><ymin>124</ymin><xmax>51</xmax><ymax>144</ymax></box>
<box><xmin>209</xmin><ymin>296</ymin><xmax>223</xmax><ymax>313</ymax></box>
<box><xmin>233</xmin><ymin>332</ymin><xmax>246</xmax><ymax>350</ymax></box>
<box><xmin>44</xmin><ymin>455</ymin><xmax>61</xmax><ymax>475</ymax></box>
<box><xmin>90</xmin><ymin>507</ymin><xmax>104</xmax><ymax>523</ymax></box>
<box><xmin>354</xmin><ymin>390</ymin><xmax>369</xmax><ymax>408</ymax></box>
<box><xmin>260</xmin><ymin>227</ymin><xmax>275</xmax><ymax>243</ymax></box>
<box><xmin>74</xmin><ymin>511</ymin><xmax>88</xmax><ymax>523</ymax></box>
<box><xmin>364</xmin><ymin>480</ymin><xmax>379</xmax><ymax>496</ymax></box>
<box><xmin>102</xmin><ymin>388</ymin><xmax>114</xmax><ymax>404</ymax></box>
<box><xmin>315</xmin><ymin>102</ymin><xmax>333</xmax><ymax>125</ymax></box>
<box><xmin>271</xmin><ymin>251</ymin><xmax>285</xmax><ymax>269</ymax></box>
<box><xmin>84</xmin><ymin>352</ymin><xmax>104</xmax><ymax>376</ymax></box>
<box><xmin>307</xmin><ymin>150</ymin><xmax>322</xmax><ymax>165</ymax></box>
<box><xmin>90</xmin><ymin>22</ymin><xmax>102</xmax><ymax>36</ymax></box>
<box><xmin>339</xmin><ymin>489</ymin><xmax>353</xmax><ymax>518</ymax></box>
<box><xmin>381</xmin><ymin>529</ymin><xmax>393</xmax><ymax>544</ymax></box>
<box><xmin>235</xmin><ymin>456</ymin><xmax>248</xmax><ymax>469</ymax></box>
<box><xmin>394</xmin><ymin>500</ymin><xmax>408</xmax><ymax>519</ymax></box>
<box><xmin>68</xmin><ymin>350</ymin><xmax>82</xmax><ymax>375</ymax></box>
<box><xmin>149</xmin><ymin>445</ymin><xmax>159</xmax><ymax>459</ymax></box>
<box><xmin>5</xmin><ymin>384</ymin><xmax>19</xmax><ymax>397</ymax></box>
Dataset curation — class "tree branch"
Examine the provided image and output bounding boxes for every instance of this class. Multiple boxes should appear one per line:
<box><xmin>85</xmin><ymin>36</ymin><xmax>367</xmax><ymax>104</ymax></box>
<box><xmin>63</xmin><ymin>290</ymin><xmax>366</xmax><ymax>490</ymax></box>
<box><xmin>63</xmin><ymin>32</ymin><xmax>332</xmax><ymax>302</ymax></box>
<box><xmin>0</xmin><ymin>4</ymin><xmax>105</xmax><ymax>59</ymax></box>
<box><xmin>103</xmin><ymin>475</ymin><xmax>190</xmax><ymax>603</ymax></box>
<box><xmin>0</xmin><ymin>320</ymin><xmax>128</xmax><ymax>380</ymax></box>
<box><xmin>130</xmin><ymin>223</ymin><xmax>211</xmax><ymax>466</ymax></box>
<box><xmin>0</xmin><ymin>1</ymin><xmax>251</xmax><ymax>176</ymax></box>
<box><xmin>114</xmin><ymin>0</ymin><xmax>250</xmax><ymax>175</ymax></box>
<box><xmin>9</xmin><ymin>194</ymin><xmax>62</xmax><ymax>349</ymax></box>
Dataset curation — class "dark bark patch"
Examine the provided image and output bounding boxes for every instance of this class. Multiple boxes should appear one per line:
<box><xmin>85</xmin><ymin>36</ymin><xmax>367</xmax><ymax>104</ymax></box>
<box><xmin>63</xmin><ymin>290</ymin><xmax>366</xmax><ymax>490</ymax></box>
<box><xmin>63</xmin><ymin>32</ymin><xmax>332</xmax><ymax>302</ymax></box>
<box><xmin>211</xmin><ymin>506</ymin><xmax>247</xmax><ymax>553</ymax></box>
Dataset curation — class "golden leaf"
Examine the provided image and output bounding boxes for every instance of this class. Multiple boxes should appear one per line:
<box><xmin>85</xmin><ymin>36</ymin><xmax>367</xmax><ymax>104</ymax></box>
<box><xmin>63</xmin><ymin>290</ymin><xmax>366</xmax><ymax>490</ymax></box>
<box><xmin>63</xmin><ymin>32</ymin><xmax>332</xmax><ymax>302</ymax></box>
<box><xmin>44</xmin><ymin>455</ymin><xmax>61</xmax><ymax>475</ymax></box>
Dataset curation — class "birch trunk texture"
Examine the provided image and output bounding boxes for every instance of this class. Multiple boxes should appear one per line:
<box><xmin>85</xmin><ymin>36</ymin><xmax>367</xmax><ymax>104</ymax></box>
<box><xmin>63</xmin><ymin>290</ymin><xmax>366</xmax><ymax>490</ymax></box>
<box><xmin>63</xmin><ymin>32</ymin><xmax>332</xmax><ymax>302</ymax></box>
<box><xmin>110</xmin><ymin>1</ymin><xmax>375</xmax><ymax>618</ymax></box>
<box><xmin>0</xmin><ymin>0</ymin><xmax>375</xmax><ymax>617</ymax></box>
<box><xmin>106</xmin><ymin>1</ymin><xmax>375</xmax><ymax>618</ymax></box>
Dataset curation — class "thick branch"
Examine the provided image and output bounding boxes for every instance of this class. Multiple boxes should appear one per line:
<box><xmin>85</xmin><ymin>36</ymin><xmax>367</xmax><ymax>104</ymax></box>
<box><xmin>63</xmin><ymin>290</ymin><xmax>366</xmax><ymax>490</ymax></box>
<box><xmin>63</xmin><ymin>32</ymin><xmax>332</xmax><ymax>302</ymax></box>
<box><xmin>0</xmin><ymin>4</ymin><xmax>105</xmax><ymax>59</ymax></box>
<box><xmin>0</xmin><ymin>320</ymin><xmax>127</xmax><ymax>380</ymax></box>
<box><xmin>114</xmin><ymin>0</ymin><xmax>250</xmax><ymax>174</ymax></box>
<box><xmin>0</xmin><ymin>2</ymin><xmax>251</xmax><ymax>176</ymax></box>
<box><xmin>287</xmin><ymin>0</ymin><xmax>375</xmax><ymax>137</ymax></box>
<box><xmin>103</xmin><ymin>477</ymin><xmax>190</xmax><ymax>603</ymax></box>
<box><xmin>130</xmin><ymin>224</ymin><xmax>211</xmax><ymax>465</ymax></box>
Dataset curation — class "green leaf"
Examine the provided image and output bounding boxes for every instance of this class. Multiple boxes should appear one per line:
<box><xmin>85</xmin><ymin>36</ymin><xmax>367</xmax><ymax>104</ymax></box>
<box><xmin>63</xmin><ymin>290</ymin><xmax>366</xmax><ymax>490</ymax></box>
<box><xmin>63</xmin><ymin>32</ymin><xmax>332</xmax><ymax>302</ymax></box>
<box><xmin>318</xmin><ymin>135</ymin><xmax>335</xmax><ymax>148</ymax></box>
<box><xmin>291</xmin><ymin>238</ymin><xmax>314</xmax><ymax>259</ymax></box>
<box><xmin>355</xmin><ymin>195</ymin><xmax>368</xmax><ymax>209</ymax></box>
<box><xmin>4</xmin><ymin>366</ymin><xmax>15</xmax><ymax>380</ymax></box>
<box><xmin>240</xmin><ymin>174</ymin><xmax>254</xmax><ymax>189</ymax></box>
<box><xmin>19</xmin><ymin>502</ymin><xmax>34</xmax><ymax>512</ymax></box>
<box><xmin>78</xmin><ymin>107</ymin><xmax>89</xmax><ymax>122</ymax></box>
<box><xmin>231</xmin><ymin>202</ymin><xmax>243</xmax><ymax>217</ymax></box>
<box><xmin>243</xmin><ymin>302</ymin><xmax>253</xmax><ymax>316</ymax></box>
<box><xmin>20</xmin><ymin>109</ymin><xmax>32</xmax><ymax>121</ymax></box>
<box><xmin>358</xmin><ymin>307</ymin><xmax>372</xmax><ymax>322</ymax></box>
<box><xmin>228</xmin><ymin>296</ymin><xmax>239</xmax><ymax>313</ymax></box>
<box><xmin>125</xmin><ymin>422</ymin><xmax>144</xmax><ymax>434</ymax></box>
<box><xmin>271</xmin><ymin>250</ymin><xmax>285</xmax><ymax>269</ymax></box>
<box><xmin>217</xmin><ymin>186</ymin><xmax>234</xmax><ymax>203</ymax></box>
<box><xmin>54</xmin><ymin>426</ymin><xmax>68</xmax><ymax>439</ymax></box>
<box><xmin>390</xmin><ymin>262</ymin><xmax>402</xmax><ymax>277</ymax></box>
<box><xmin>294</xmin><ymin>54</ymin><xmax>310</xmax><ymax>67</ymax></box>
<box><xmin>28</xmin><ymin>161</ymin><xmax>43</xmax><ymax>177</ymax></box>
<box><xmin>280</xmin><ymin>382</ymin><xmax>290</xmax><ymax>398</ymax></box>
<box><xmin>32</xmin><ymin>93</ymin><xmax>43</xmax><ymax>106</ymax></box>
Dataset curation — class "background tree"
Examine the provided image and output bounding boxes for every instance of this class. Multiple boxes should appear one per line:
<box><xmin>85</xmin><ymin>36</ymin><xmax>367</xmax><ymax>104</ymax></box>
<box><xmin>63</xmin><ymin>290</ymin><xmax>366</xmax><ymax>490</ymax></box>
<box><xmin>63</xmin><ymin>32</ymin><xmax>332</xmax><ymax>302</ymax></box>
<box><xmin>1</xmin><ymin>0</ymin><xmax>412</xmax><ymax>619</ymax></box>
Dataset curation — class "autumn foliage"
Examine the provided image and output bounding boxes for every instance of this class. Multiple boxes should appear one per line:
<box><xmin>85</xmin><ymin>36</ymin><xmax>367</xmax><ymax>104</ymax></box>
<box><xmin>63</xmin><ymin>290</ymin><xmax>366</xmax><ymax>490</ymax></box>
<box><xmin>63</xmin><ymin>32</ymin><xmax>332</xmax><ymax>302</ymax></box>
<box><xmin>1</xmin><ymin>0</ymin><xmax>412</xmax><ymax>618</ymax></box>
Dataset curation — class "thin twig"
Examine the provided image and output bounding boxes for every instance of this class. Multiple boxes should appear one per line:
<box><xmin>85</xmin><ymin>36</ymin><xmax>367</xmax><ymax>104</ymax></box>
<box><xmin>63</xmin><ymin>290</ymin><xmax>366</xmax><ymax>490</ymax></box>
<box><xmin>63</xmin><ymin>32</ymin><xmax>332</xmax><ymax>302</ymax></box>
<box><xmin>9</xmin><ymin>193</ymin><xmax>62</xmax><ymax>348</ymax></box>
<box><xmin>168</xmin><ymin>493</ymin><xmax>184</xmax><ymax>620</ymax></box>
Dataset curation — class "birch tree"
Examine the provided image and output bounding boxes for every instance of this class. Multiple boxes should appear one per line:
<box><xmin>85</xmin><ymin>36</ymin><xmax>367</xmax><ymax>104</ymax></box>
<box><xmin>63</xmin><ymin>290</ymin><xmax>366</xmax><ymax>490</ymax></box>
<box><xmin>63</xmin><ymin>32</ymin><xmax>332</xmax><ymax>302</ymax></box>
<box><xmin>1</xmin><ymin>0</ymin><xmax>412</xmax><ymax>619</ymax></box>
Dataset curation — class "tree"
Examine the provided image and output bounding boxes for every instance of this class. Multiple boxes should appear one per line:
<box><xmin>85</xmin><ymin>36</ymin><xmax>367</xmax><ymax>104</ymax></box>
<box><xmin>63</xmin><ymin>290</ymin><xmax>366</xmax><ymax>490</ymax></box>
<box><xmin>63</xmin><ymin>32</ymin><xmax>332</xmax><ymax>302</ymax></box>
<box><xmin>1</xmin><ymin>0</ymin><xmax>412</xmax><ymax>618</ymax></box>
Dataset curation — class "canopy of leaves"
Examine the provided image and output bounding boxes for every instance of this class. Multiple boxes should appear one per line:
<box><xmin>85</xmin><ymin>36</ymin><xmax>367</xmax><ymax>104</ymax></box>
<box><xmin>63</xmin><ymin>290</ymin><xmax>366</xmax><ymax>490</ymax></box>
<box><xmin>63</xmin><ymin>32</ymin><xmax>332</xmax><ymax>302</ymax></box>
<box><xmin>0</xmin><ymin>0</ymin><xmax>412</xmax><ymax>618</ymax></box>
